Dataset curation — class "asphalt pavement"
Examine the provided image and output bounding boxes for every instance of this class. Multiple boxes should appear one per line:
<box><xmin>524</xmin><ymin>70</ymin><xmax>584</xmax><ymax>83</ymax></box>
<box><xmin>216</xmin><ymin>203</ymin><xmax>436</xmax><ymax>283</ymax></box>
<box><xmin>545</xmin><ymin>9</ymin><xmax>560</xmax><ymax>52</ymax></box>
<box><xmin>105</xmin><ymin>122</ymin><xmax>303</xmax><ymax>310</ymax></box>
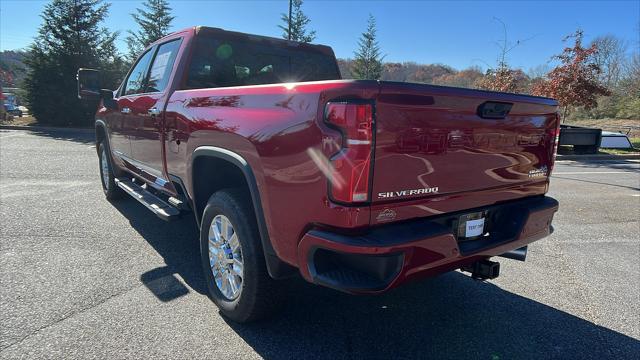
<box><xmin>1</xmin><ymin>128</ymin><xmax>638</xmax><ymax>359</ymax></box>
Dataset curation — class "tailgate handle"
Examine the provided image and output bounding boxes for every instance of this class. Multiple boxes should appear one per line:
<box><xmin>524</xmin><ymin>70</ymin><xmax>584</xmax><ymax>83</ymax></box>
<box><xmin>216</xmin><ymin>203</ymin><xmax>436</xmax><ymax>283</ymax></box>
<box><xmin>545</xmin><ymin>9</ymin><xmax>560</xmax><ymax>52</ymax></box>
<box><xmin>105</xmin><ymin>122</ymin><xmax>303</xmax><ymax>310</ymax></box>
<box><xmin>477</xmin><ymin>101</ymin><xmax>513</xmax><ymax>119</ymax></box>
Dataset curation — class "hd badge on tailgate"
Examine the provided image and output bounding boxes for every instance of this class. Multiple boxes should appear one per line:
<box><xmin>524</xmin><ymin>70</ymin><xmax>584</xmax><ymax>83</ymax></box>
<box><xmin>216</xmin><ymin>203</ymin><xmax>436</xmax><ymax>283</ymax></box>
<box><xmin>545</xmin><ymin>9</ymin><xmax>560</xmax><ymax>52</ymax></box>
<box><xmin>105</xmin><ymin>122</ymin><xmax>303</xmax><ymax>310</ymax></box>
<box><xmin>528</xmin><ymin>166</ymin><xmax>548</xmax><ymax>178</ymax></box>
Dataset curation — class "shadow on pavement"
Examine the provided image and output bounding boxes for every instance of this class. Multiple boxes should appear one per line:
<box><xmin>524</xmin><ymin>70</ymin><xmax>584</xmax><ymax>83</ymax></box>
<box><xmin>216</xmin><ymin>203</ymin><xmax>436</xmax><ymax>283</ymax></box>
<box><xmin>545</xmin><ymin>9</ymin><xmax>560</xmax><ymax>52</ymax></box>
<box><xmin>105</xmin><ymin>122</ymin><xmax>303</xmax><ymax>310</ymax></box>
<box><xmin>110</xmin><ymin>197</ymin><xmax>640</xmax><ymax>359</ymax></box>
<box><xmin>228</xmin><ymin>274</ymin><xmax>640</xmax><ymax>359</ymax></box>
<box><xmin>110</xmin><ymin>199</ymin><xmax>208</xmax><ymax>299</ymax></box>
<box><xmin>25</xmin><ymin>127</ymin><xmax>95</xmax><ymax>145</ymax></box>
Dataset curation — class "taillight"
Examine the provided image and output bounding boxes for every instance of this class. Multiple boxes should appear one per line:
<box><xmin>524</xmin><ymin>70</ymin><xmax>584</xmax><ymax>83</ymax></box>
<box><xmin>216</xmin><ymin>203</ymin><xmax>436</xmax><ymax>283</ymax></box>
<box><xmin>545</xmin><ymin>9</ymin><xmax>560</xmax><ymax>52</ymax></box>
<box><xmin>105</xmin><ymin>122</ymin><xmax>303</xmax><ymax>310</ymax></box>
<box><xmin>325</xmin><ymin>102</ymin><xmax>374</xmax><ymax>203</ymax></box>
<box><xmin>549</xmin><ymin>113</ymin><xmax>561</xmax><ymax>174</ymax></box>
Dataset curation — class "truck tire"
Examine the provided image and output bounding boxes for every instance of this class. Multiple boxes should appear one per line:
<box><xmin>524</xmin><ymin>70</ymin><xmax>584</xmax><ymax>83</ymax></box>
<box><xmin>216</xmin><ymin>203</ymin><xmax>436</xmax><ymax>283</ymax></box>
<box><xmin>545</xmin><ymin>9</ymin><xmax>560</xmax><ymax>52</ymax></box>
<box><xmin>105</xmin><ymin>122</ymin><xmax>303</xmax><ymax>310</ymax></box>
<box><xmin>200</xmin><ymin>189</ymin><xmax>285</xmax><ymax>323</ymax></box>
<box><xmin>98</xmin><ymin>140</ymin><xmax>123</xmax><ymax>200</ymax></box>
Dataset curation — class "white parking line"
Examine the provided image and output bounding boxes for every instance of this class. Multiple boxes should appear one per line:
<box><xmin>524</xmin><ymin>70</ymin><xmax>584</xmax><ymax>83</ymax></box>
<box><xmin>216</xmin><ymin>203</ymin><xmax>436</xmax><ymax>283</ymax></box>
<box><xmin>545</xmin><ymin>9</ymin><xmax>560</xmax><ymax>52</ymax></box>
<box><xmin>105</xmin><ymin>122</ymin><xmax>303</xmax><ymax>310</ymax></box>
<box><xmin>0</xmin><ymin>133</ymin><xmax>21</xmax><ymax>139</ymax></box>
<box><xmin>553</xmin><ymin>171</ymin><xmax>638</xmax><ymax>175</ymax></box>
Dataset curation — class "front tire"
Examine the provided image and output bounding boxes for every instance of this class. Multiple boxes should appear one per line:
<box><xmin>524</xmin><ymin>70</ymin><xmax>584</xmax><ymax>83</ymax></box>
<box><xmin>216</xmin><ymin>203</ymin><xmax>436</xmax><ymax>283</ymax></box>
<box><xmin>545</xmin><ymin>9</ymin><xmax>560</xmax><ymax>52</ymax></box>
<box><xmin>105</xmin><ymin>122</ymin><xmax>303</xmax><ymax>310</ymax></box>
<box><xmin>200</xmin><ymin>189</ymin><xmax>285</xmax><ymax>323</ymax></box>
<box><xmin>98</xmin><ymin>140</ymin><xmax>123</xmax><ymax>200</ymax></box>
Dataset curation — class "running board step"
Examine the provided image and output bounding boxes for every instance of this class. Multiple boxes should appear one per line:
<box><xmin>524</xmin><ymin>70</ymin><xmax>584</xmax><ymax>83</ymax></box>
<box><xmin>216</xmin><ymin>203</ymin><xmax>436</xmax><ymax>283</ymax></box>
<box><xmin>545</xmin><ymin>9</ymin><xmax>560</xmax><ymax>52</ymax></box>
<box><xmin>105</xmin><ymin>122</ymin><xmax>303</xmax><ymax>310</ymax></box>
<box><xmin>114</xmin><ymin>178</ymin><xmax>181</xmax><ymax>221</ymax></box>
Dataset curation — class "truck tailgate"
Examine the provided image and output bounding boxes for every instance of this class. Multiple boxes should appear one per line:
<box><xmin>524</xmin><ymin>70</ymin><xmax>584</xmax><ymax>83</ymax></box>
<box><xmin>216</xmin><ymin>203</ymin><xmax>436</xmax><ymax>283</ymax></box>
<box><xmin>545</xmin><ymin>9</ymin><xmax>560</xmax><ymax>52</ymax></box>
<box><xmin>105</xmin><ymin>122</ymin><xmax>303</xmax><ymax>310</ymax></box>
<box><xmin>371</xmin><ymin>82</ymin><xmax>558</xmax><ymax>221</ymax></box>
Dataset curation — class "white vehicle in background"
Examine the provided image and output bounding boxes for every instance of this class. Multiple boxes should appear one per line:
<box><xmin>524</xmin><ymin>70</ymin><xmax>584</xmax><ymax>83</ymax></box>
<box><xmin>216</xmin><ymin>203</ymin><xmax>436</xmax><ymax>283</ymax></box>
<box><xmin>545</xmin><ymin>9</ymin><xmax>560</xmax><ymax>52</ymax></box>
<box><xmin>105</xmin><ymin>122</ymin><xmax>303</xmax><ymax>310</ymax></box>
<box><xmin>600</xmin><ymin>131</ymin><xmax>634</xmax><ymax>149</ymax></box>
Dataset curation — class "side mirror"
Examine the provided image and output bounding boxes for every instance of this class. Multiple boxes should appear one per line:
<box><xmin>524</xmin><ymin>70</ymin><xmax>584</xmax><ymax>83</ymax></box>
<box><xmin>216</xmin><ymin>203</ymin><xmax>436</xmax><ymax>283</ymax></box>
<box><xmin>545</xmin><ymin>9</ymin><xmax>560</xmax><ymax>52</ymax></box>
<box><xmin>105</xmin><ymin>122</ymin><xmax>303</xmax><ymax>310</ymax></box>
<box><xmin>77</xmin><ymin>68</ymin><xmax>101</xmax><ymax>100</ymax></box>
<box><xmin>100</xmin><ymin>89</ymin><xmax>118</xmax><ymax>110</ymax></box>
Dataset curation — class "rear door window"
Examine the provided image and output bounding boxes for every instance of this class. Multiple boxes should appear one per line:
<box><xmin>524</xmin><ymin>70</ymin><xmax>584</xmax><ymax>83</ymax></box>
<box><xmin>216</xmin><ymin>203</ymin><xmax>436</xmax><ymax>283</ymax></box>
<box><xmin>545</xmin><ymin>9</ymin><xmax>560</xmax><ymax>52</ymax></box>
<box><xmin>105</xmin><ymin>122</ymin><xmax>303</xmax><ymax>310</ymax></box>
<box><xmin>147</xmin><ymin>39</ymin><xmax>181</xmax><ymax>93</ymax></box>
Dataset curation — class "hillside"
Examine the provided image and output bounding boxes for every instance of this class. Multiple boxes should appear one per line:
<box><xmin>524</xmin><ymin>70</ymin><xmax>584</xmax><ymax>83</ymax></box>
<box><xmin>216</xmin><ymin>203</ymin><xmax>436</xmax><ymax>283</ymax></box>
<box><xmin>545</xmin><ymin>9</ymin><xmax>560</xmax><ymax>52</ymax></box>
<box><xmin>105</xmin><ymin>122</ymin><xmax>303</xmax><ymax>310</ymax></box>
<box><xmin>0</xmin><ymin>50</ymin><xmax>28</xmax><ymax>88</ymax></box>
<box><xmin>338</xmin><ymin>58</ymin><xmax>485</xmax><ymax>89</ymax></box>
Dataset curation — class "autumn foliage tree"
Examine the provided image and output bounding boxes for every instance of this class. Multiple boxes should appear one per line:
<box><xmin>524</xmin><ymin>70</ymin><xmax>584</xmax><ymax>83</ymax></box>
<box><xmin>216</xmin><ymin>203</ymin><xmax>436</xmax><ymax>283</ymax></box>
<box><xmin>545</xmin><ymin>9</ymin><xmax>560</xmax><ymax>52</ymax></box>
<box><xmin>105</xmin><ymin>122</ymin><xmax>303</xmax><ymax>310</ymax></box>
<box><xmin>532</xmin><ymin>30</ymin><xmax>610</xmax><ymax>119</ymax></box>
<box><xmin>432</xmin><ymin>67</ymin><xmax>483</xmax><ymax>88</ymax></box>
<box><xmin>475</xmin><ymin>18</ymin><xmax>530</xmax><ymax>93</ymax></box>
<box><xmin>0</xmin><ymin>69</ymin><xmax>13</xmax><ymax>87</ymax></box>
<box><xmin>475</xmin><ymin>65</ymin><xmax>527</xmax><ymax>93</ymax></box>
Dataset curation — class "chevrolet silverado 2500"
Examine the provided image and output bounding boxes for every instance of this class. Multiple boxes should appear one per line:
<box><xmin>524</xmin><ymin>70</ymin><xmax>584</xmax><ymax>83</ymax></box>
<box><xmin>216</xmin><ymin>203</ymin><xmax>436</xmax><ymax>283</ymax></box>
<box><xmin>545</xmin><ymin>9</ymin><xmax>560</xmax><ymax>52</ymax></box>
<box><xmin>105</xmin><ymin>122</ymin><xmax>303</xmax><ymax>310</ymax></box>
<box><xmin>78</xmin><ymin>26</ymin><xmax>560</xmax><ymax>323</ymax></box>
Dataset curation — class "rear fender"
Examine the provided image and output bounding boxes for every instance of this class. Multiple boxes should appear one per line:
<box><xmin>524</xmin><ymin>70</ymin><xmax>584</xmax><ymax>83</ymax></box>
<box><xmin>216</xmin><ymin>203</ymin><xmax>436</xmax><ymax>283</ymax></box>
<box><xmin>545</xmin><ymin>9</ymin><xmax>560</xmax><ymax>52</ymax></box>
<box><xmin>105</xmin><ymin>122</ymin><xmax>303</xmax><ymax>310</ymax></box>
<box><xmin>191</xmin><ymin>146</ymin><xmax>296</xmax><ymax>279</ymax></box>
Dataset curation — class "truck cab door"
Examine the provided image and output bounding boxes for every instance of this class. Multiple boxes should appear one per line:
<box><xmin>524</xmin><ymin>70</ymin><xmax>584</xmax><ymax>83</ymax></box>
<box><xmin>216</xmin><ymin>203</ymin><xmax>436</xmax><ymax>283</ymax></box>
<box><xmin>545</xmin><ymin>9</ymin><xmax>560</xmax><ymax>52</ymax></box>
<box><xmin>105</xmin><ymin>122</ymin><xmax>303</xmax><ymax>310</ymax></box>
<box><xmin>112</xmin><ymin>48</ymin><xmax>155</xmax><ymax>167</ymax></box>
<box><xmin>127</xmin><ymin>39</ymin><xmax>182</xmax><ymax>192</ymax></box>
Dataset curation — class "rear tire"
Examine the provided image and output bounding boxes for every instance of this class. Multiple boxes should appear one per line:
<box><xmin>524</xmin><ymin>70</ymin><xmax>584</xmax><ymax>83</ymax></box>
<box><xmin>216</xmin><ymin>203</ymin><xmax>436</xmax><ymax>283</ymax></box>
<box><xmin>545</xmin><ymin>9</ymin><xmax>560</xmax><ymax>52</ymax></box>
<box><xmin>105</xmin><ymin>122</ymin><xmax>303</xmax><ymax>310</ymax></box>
<box><xmin>200</xmin><ymin>189</ymin><xmax>286</xmax><ymax>323</ymax></box>
<box><xmin>98</xmin><ymin>140</ymin><xmax>123</xmax><ymax>200</ymax></box>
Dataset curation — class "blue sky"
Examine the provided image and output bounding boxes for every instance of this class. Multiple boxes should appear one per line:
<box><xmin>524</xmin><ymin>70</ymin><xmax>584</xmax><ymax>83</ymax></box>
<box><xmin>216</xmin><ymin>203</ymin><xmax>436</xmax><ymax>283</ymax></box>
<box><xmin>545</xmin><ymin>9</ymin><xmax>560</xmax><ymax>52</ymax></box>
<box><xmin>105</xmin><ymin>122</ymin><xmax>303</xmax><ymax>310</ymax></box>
<box><xmin>1</xmin><ymin>0</ymin><xmax>638</xmax><ymax>71</ymax></box>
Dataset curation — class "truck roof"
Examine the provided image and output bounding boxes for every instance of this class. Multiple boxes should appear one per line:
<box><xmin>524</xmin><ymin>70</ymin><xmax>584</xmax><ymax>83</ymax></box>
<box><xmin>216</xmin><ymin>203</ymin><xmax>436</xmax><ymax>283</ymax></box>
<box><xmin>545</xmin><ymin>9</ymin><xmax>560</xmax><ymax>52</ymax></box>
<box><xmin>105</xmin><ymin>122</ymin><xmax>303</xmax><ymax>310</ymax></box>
<box><xmin>155</xmin><ymin>26</ymin><xmax>336</xmax><ymax>58</ymax></box>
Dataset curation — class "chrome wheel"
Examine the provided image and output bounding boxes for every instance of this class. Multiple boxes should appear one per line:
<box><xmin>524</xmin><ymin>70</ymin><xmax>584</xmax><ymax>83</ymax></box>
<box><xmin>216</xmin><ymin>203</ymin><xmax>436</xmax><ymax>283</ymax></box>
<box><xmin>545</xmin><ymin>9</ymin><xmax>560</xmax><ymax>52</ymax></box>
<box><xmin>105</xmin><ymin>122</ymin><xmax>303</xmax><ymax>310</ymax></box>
<box><xmin>100</xmin><ymin>146</ymin><xmax>110</xmax><ymax>189</ymax></box>
<box><xmin>208</xmin><ymin>214</ymin><xmax>244</xmax><ymax>300</ymax></box>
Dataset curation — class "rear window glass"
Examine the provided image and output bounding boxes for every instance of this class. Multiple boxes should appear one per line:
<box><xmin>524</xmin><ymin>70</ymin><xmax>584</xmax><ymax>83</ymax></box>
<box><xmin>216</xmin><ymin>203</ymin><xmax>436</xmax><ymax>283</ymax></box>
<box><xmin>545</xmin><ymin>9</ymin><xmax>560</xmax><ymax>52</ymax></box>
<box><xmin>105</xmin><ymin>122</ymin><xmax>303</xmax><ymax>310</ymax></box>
<box><xmin>185</xmin><ymin>35</ymin><xmax>340</xmax><ymax>89</ymax></box>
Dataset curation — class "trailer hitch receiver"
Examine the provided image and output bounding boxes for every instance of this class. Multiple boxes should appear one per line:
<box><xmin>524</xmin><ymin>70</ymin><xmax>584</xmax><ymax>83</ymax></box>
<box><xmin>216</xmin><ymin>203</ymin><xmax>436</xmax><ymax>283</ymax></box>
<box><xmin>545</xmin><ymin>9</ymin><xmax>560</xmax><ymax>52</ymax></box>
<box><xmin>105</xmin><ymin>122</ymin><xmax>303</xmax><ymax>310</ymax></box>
<box><xmin>462</xmin><ymin>260</ymin><xmax>500</xmax><ymax>280</ymax></box>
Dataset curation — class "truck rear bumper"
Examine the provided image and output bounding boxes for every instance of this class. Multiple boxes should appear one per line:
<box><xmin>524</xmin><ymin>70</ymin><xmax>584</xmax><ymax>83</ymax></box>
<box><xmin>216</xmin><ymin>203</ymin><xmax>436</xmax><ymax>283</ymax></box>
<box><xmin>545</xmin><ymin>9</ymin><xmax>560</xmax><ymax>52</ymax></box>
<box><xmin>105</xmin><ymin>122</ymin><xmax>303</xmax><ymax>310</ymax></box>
<box><xmin>297</xmin><ymin>196</ymin><xmax>558</xmax><ymax>293</ymax></box>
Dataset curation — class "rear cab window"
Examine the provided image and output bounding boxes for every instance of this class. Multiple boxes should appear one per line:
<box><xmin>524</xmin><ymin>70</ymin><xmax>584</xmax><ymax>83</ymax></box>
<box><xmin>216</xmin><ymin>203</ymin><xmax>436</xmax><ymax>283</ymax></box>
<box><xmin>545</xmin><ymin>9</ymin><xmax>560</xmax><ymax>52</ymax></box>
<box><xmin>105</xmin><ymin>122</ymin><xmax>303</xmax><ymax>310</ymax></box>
<box><xmin>185</xmin><ymin>33</ymin><xmax>340</xmax><ymax>89</ymax></box>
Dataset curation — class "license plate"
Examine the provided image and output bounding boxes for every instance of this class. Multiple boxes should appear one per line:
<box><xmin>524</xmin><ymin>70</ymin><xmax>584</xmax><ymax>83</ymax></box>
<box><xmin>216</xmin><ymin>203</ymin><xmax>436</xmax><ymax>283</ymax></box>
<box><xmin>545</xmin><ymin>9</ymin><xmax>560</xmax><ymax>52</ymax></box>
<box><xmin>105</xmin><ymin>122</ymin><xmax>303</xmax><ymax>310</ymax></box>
<box><xmin>465</xmin><ymin>218</ymin><xmax>485</xmax><ymax>237</ymax></box>
<box><xmin>457</xmin><ymin>211</ymin><xmax>486</xmax><ymax>240</ymax></box>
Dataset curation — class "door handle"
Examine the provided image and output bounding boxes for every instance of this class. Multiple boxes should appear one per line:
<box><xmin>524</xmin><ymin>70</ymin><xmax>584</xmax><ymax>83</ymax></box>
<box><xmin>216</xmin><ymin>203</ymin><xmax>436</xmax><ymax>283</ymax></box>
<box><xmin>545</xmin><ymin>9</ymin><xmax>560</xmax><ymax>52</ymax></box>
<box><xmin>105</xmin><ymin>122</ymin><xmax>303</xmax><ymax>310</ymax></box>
<box><xmin>121</xmin><ymin>107</ymin><xmax>131</xmax><ymax>114</ymax></box>
<box><xmin>171</xmin><ymin>130</ymin><xmax>187</xmax><ymax>145</ymax></box>
<box><xmin>148</xmin><ymin>107</ymin><xmax>161</xmax><ymax>116</ymax></box>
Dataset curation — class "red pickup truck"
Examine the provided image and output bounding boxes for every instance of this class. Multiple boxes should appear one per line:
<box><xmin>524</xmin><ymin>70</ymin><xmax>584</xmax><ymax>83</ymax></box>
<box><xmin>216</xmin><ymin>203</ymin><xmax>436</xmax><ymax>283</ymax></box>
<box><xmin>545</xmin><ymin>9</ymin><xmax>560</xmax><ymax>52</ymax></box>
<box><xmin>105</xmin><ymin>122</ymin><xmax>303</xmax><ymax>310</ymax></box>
<box><xmin>78</xmin><ymin>26</ymin><xmax>559</xmax><ymax>323</ymax></box>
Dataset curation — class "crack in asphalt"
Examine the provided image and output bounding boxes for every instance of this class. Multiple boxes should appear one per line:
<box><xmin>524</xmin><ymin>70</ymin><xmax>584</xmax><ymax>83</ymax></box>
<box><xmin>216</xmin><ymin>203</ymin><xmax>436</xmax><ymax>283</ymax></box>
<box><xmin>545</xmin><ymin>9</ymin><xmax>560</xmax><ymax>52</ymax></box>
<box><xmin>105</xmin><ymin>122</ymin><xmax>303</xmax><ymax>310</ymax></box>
<box><xmin>0</xmin><ymin>282</ymin><xmax>145</xmax><ymax>353</ymax></box>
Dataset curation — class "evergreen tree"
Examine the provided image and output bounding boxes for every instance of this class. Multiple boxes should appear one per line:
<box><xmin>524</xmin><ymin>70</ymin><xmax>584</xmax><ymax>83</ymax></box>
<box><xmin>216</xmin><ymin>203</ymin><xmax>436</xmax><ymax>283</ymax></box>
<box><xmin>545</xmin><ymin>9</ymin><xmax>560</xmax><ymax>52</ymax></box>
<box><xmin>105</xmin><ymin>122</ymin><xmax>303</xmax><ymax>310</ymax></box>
<box><xmin>23</xmin><ymin>0</ymin><xmax>124</xmax><ymax>126</ymax></box>
<box><xmin>352</xmin><ymin>14</ymin><xmax>384</xmax><ymax>80</ymax></box>
<box><xmin>278</xmin><ymin>0</ymin><xmax>316</xmax><ymax>43</ymax></box>
<box><xmin>126</xmin><ymin>0</ymin><xmax>175</xmax><ymax>62</ymax></box>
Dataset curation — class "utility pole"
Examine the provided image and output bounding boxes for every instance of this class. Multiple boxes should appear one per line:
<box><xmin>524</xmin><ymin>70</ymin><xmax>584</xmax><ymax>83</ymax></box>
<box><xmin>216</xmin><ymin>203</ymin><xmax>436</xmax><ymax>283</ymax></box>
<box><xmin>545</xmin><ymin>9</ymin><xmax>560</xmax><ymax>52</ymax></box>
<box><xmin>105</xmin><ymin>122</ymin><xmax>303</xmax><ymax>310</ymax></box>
<box><xmin>288</xmin><ymin>0</ymin><xmax>292</xmax><ymax>40</ymax></box>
